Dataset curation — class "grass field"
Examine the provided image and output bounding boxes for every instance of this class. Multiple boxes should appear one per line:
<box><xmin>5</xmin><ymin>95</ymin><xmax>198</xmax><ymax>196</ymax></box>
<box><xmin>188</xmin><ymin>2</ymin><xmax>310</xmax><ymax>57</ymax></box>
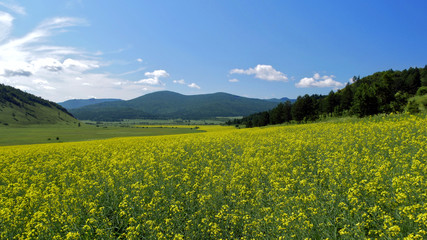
<box><xmin>82</xmin><ymin>117</ymin><xmax>240</xmax><ymax>127</ymax></box>
<box><xmin>0</xmin><ymin>124</ymin><xmax>203</xmax><ymax>146</ymax></box>
<box><xmin>0</xmin><ymin>113</ymin><xmax>426</xmax><ymax>239</ymax></box>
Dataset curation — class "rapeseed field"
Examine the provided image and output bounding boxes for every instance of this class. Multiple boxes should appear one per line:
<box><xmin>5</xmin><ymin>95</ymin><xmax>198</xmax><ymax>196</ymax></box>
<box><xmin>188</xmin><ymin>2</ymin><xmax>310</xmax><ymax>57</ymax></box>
<box><xmin>0</xmin><ymin>113</ymin><xmax>426</xmax><ymax>239</ymax></box>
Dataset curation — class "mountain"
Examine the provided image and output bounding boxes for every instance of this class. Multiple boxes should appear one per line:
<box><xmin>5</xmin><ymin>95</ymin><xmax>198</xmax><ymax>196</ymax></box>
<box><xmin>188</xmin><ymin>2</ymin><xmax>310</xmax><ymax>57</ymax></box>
<box><xmin>266</xmin><ymin>97</ymin><xmax>296</xmax><ymax>103</ymax></box>
<box><xmin>0</xmin><ymin>84</ymin><xmax>78</xmax><ymax>125</ymax></box>
<box><xmin>58</xmin><ymin>98</ymin><xmax>123</xmax><ymax>109</ymax></box>
<box><xmin>69</xmin><ymin>91</ymin><xmax>280</xmax><ymax>121</ymax></box>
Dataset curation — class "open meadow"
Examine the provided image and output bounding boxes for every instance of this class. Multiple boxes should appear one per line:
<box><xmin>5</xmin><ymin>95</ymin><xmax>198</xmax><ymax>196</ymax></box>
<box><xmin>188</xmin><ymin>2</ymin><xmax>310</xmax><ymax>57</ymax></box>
<box><xmin>0</xmin><ymin>124</ymin><xmax>203</xmax><ymax>146</ymax></box>
<box><xmin>0</xmin><ymin>113</ymin><xmax>426</xmax><ymax>239</ymax></box>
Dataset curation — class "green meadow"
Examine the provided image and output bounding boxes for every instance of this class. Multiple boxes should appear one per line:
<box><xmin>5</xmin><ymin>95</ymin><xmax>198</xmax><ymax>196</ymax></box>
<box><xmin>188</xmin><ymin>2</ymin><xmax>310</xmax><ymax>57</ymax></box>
<box><xmin>0</xmin><ymin>124</ymin><xmax>203</xmax><ymax>146</ymax></box>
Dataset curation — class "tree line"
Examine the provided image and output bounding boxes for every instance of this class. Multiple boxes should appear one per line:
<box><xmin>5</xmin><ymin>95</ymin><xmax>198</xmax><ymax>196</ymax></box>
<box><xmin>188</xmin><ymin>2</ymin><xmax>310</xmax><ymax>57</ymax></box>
<box><xmin>228</xmin><ymin>66</ymin><xmax>427</xmax><ymax>127</ymax></box>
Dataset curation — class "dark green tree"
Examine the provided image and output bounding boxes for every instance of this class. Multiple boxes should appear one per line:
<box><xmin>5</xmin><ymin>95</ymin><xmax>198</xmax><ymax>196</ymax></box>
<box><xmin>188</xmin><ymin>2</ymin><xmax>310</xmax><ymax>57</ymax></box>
<box><xmin>339</xmin><ymin>83</ymin><xmax>353</xmax><ymax>113</ymax></box>
<box><xmin>421</xmin><ymin>65</ymin><xmax>427</xmax><ymax>86</ymax></box>
<box><xmin>269</xmin><ymin>102</ymin><xmax>285</xmax><ymax>125</ymax></box>
<box><xmin>291</xmin><ymin>94</ymin><xmax>315</xmax><ymax>122</ymax></box>
<box><xmin>323</xmin><ymin>90</ymin><xmax>339</xmax><ymax>114</ymax></box>
<box><xmin>282</xmin><ymin>100</ymin><xmax>293</xmax><ymax>122</ymax></box>
<box><xmin>352</xmin><ymin>83</ymin><xmax>379</xmax><ymax>117</ymax></box>
<box><xmin>405</xmin><ymin>67</ymin><xmax>421</xmax><ymax>94</ymax></box>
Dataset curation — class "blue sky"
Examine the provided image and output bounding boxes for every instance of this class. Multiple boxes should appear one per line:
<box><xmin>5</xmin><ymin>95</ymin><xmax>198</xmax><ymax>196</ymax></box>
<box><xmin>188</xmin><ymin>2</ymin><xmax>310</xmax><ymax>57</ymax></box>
<box><xmin>0</xmin><ymin>0</ymin><xmax>426</xmax><ymax>102</ymax></box>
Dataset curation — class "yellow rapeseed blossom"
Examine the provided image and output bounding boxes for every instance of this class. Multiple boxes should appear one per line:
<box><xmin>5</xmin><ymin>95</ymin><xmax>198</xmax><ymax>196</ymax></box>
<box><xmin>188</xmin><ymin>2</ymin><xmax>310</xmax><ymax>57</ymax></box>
<box><xmin>0</xmin><ymin>113</ymin><xmax>425</xmax><ymax>239</ymax></box>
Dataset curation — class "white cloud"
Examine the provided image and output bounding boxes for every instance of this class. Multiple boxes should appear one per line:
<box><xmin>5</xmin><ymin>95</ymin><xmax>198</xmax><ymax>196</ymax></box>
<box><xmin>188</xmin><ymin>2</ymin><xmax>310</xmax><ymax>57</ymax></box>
<box><xmin>295</xmin><ymin>73</ymin><xmax>344</xmax><ymax>88</ymax></box>
<box><xmin>136</xmin><ymin>58</ymin><xmax>143</xmax><ymax>62</ymax></box>
<box><xmin>137</xmin><ymin>70</ymin><xmax>169</xmax><ymax>85</ymax></box>
<box><xmin>0</xmin><ymin>17</ymin><xmax>85</xmax><ymax>56</ymax></box>
<box><xmin>230</xmin><ymin>64</ymin><xmax>288</xmax><ymax>82</ymax></box>
<box><xmin>0</xmin><ymin>2</ymin><xmax>26</xmax><ymax>15</ymax></box>
<box><xmin>0</xmin><ymin>57</ymin><xmax>99</xmax><ymax>77</ymax></box>
<box><xmin>38</xmin><ymin>17</ymin><xmax>86</xmax><ymax>31</ymax></box>
<box><xmin>63</xmin><ymin>58</ymin><xmax>99</xmax><ymax>71</ymax></box>
<box><xmin>0</xmin><ymin>10</ymin><xmax>132</xmax><ymax>101</ymax></box>
<box><xmin>0</xmin><ymin>16</ymin><xmax>88</xmax><ymax>71</ymax></box>
<box><xmin>15</xmin><ymin>85</ymin><xmax>32</xmax><ymax>91</ymax></box>
<box><xmin>0</xmin><ymin>8</ymin><xmax>170</xmax><ymax>101</ymax></box>
<box><xmin>173</xmin><ymin>79</ymin><xmax>200</xmax><ymax>89</ymax></box>
<box><xmin>229</xmin><ymin>78</ymin><xmax>239</xmax><ymax>83</ymax></box>
<box><xmin>0</xmin><ymin>11</ymin><xmax>13</xmax><ymax>42</ymax></box>
<box><xmin>145</xmin><ymin>69</ymin><xmax>169</xmax><ymax>78</ymax></box>
<box><xmin>42</xmin><ymin>85</ymin><xmax>55</xmax><ymax>90</ymax></box>
<box><xmin>118</xmin><ymin>67</ymin><xmax>146</xmax><ymax>76</ymax></box>
<box><xmin>137</xmin><ymin>78</ymin><xmax>161</xmax><ymax>85</ymax></box>
<box><xmin>173</xmin><ymin>79</ymin><xmax>186</xmax><ymax>84</ymax></box>
<box><xmin>31</xmin><ymin>58</ymin><xmax>63</xmax><ymax>72</ymax></box>
<box><xmin>33</xmin><ymin>46</ymin><xmax>82</xmax><ymax>56</ymax></box>
<box><xmin>66</xmin><ymin>0</ymin><xmax>84</xmax><ymax>9</ymax></box>
<box><xmin>32</xmin><ymin>79</ymin><xmax>48</xmax><ymax>84</ymax></box>
<box><xmin>188</xmin><ymin>83</ymin><xmax>200</xmax><ymax>89</ymax></box>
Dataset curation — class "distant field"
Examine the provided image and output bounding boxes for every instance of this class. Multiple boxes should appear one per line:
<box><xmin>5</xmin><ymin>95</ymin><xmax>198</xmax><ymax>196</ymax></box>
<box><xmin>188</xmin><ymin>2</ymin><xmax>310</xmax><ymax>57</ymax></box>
<box><xmin>82</xmin><ymin>117</ymin><xmax>238</xmax><ymax>126</ymax></box>
<box><xmin>0</xmin><ymin>124</ymin><xmax>204</xmax><ymax>146</ymax></box>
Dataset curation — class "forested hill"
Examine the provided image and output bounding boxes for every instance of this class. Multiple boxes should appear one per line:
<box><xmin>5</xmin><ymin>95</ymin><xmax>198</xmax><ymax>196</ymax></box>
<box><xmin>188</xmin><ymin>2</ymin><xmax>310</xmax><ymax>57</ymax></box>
<box><xmin>233</xmin><ymin>66</ymin><xmax>427</xmax><ymax>127</ymax></box>
<box><xmin>69</xmin><ymin>91</ymin><xmax>279</xmax><ymax>121</ymax></box>
<box><xmin>0</xmin><ymin>84</ymin><xmax>78</xmax><ymax>125</ymax></box>
<box><xmin>58</xmin><ymin>98</ymin><xmax>123</xmax><ymax>110</ymax></box>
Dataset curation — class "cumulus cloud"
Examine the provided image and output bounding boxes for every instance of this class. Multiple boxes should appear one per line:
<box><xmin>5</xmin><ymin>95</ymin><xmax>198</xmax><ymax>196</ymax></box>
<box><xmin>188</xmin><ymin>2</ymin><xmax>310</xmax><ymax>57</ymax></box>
<box><xmin>230</xmin><ymin>64</ymin><xmax>288</xmax><ymax>82</ymax></box>
<box><xmin>137</xmin><ymin>78</ymin><xmax>161</xmax><ymax>85</ymax></box>
<box><xmin>137</xmin><ymin>70</ymin><xmax>169</xmax><ymax>85</ymax></box>
<box><xmin>295</xmin><ymin>73</ymin><xmax>344</xmax><ymax>88</ymax></box>
<box><xmin>229</xmin><ymin>78</ymin><xmax>239</xmax><ymax>83</ymax></box>
<box><xmin>136</xmin><ymin>58</ymin><xmax>143</xmax><ymax>62</ymax></box>
<box><xmin>188</xmin><ymin>83</ymin><xmax>200</xmax><ymax>89</ymax></box>
<box><xmin>145</xmin><ymin>69</ymin><xmax>169</xmax><ymax>78</ymax></box>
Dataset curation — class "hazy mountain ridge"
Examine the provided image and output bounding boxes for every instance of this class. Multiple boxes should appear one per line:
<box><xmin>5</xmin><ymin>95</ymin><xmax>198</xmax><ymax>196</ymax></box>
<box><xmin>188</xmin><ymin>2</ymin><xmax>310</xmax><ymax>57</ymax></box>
<box><xmin>0</xmin><ymin>84</ymin><xmax>78</xmax><ymax>125</ymax></box>
<box><xmin>265</xmin><ymin>97</ymin><xmax>296</xmax><ymax>103</ymax></box>
<box><xmin>59</xmin><ymin>98</ymin><xmax>123</xmax><ymax>109</ymax></box>
<box><xmin>69</xmin><ymin>91</ymin><xmax>281</xmax><ymax>121</ymax></box>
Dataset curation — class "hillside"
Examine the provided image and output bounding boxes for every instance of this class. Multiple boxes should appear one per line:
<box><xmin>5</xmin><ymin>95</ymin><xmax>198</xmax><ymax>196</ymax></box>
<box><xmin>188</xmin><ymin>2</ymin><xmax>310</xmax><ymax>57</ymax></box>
<box><xmin>58</xmin><ymin>98</ymin><xmax>123</xmax><ymax>109</ymax></box>
<box><xmin>69</xmin><ymin>91</ymin><xmax>279</xmax><ymax>121</ymax></box>
<box><xmin>0</xmin><ymin>84</ymin><xmax>78</xmax><ymax>125</ymax></box>
<box><xmin>233</xmin><ymin>66</ymin><xmax>427</xmax><ymax>127</ymax></box>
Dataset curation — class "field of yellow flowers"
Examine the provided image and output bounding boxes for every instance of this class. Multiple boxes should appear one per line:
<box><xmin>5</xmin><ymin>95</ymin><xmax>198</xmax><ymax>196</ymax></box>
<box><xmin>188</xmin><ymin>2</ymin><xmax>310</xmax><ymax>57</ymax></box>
<box><xmin>0</xmin><ymin>113</ymin><xmax>426</xmax><ymax>239</ymax></box>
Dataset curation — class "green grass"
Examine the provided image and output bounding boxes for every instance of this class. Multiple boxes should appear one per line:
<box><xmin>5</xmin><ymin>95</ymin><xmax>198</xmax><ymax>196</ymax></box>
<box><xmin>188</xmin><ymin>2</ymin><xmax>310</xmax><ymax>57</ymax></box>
<box><xmin>82</xmin><ymin>117</ymin><xmax>236</xmax><ymax>126</ymax></box>
<box><xmin>0</xmin><ymin>101</ymin><xmax>77</xmax><ymax>126</ymax></box>
<box><xmin>0</xmin><ymin>124</ymin><xmax>204</xmax><ymax>146</ymax></box>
